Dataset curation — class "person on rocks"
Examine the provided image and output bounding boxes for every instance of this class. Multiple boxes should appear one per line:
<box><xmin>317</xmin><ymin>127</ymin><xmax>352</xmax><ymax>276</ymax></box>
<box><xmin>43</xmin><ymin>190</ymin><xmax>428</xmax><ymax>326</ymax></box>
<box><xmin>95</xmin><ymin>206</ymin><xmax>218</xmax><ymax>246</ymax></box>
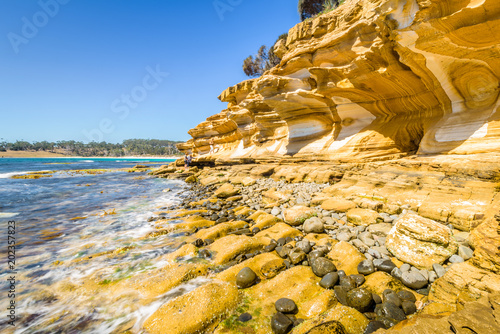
<box><xmin>209</xmin><ymin>138</ymin><xmax>214</xmax><ymax>154</ymax></box>
<box><xmin>184</xmin><ymin>152</ymin><xmax>193</xmax><ymax>170</ymax></box>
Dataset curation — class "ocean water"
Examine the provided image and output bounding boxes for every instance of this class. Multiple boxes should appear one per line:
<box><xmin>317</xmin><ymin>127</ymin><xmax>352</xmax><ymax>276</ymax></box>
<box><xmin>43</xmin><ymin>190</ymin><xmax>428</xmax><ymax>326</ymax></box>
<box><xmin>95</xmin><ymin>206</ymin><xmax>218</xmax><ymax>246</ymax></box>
<box><xmin>0</xmin><ymin>158</ymin><xmax>199</xmax><ymax>333</ymax></box>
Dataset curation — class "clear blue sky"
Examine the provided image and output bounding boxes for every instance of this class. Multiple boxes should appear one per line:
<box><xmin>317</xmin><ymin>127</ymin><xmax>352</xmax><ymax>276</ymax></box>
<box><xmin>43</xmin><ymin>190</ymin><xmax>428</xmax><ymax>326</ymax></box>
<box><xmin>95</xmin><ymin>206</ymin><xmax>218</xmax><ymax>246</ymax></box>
<box><xmin>0</xmin><ymin>0</ymin><xmax>300</xmax><ymax>143</ymax></box>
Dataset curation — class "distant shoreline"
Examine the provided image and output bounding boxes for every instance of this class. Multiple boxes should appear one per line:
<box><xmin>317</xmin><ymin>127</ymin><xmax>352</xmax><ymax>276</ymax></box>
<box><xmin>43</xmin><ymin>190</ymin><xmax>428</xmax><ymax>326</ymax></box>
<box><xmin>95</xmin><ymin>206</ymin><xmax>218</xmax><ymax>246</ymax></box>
<box><xmin>0</xmin><ymin>150</ymin><xmax>180</xmax><ymax>159</ymax></box>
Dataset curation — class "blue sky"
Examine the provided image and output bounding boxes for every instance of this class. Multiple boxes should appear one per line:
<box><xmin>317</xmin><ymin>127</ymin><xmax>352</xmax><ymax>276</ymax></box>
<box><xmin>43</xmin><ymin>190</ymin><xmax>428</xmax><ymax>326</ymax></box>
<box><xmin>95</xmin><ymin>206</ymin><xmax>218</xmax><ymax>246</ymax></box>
<box><xmin>0</xmin><ymin>0</ymin><xmax>300</xmax><ymax>143</ymax></box>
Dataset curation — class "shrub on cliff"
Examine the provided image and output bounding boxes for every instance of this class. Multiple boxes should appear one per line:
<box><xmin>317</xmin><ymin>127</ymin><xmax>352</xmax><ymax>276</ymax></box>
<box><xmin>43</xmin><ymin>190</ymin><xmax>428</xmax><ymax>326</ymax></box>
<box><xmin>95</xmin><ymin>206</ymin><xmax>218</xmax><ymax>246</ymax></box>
<box><xmin>242</xmin><ymin>33</ymin><xmax>288</xmax><ymax>78</ymax></box>
<box><xmin>298</xmin><ymin>0</ymin><xmax>339</xmax><ymax>21</ymax></box>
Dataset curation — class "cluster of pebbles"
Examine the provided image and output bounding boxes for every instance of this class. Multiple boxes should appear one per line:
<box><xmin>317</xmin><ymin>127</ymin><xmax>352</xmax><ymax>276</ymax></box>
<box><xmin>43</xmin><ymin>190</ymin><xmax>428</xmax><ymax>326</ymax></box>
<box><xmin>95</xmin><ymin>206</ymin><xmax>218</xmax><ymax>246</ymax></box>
<box><xmin>234</xmin><ymin>235</ymin><xmax>419</xmax><ymax>333</ymax></box>
<box><xmin>158</xmin><ymin>176</ymin><xmax>474</xmax><ymax>333</ymax></box>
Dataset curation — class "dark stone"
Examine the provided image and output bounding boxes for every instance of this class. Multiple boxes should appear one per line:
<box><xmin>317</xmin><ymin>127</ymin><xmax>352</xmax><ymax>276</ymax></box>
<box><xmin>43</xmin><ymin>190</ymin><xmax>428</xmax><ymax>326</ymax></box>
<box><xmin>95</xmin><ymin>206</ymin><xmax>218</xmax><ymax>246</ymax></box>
<box><xmin>401</xmin><ymin>301</ymin><xmax>417</xmax><ymax>315</ymax></box>
<box><xmin>308</xmin><ymin>249</ymin><xmax>327</xmax><ymax>262</ymax></box>
<box><xmin>383</xmin><ymin>291</ymin><xmax>402</xmax><ymax>308</ymax></box>
<box><xmin>337</xmin><ymin>270</ymin><xmax>346</xmax><ymax>278</ymax></box>
<box><xmin>284</xmin><ymin>260</ymin><xmax>291</xmax><ymax>269</ymax></box>
<box><xmin>275</xmin><ymin>246</ymin><xmax>289</xmax><ymax>259</ymax></box>
<box><xmin>245</xmin><ymin>253</ymin><xmax>255</xmax><ymax>259</ymax></box>
<box><xmin>334</xmin><ymin>286</ymin><xmax>349</xmax><ymax>306</ymax></box>
<box><xmin>319</xmin><ymin>272</ymin><xmax>339</xmax><ymax>289</ymax></box>
<box><xmin>236</xmin><ymin>267</ymin><xmax>257</xmax><ymax>289</ymax></box>
<box><xmin>216</xmin><ymin>217</ymin><xmax>228</xmax><ymax>224</ymax></box>
<box><xmin>339</xmin><ymin>275</ymin><xmax>357</xmax><ymax>291</ymax></box>
<box><xmin>375</xmin><ymin>302</ymin><xmax>407</xmax><ymax>322</ymax></box>
<box><xmin>375</xmin><ymin>316</ymin><xmax>398</xmax><ymax>329</ymax></box>
<box><xmin>397</xmin><ymin>290</ymin><xmax>416</xmax><ymax>303</ymax></box>
<box><xmin>252</xmin><ymin>227</ymin><xmax>260</xmax><ymax>234</ymax></box>
<box><xmin>289</xmin><ymin>248</ymin><xmax>307</xmax><ymax>265</ymax></box>
<box><xmin>416</xmin><ymin>287</ymin><xmax>430</xmax><ymax>296</ymax></box>
<box><xmin>357</xmin><ymin>260</ymin><xmax>375</xmax><ymax>275</ymax></box>
<box><xmin>271</xmin><ymin>312</ymin><xmax>293</xmax><ymax>334</ymax></box>
<box><xmin>277</xmin><ymin>238</ymin><xmax>287</xmax><ymax>247</ymax></box>
<box><xmin>401</xmin><ymin>271</ymin><xmax>428</xmax><ymax>290</ymax></box>
<box><xmin>311</xmin><ymin>257</ymin><xmax>337</xmax><ymax>277</ymax></box>
<box><xmin>199</xmin><ymin>249</ymin><xmax>211</xmax><ymax>258</ymax></box>
<box><xmin>346</xmin><ymin>288</ymin><xmax>375</xmax><ymax>313</ymax></box>
<box><xmin>238</xmin><ymin>312</ymin><xmax>252</xmax><ymax>322</ymax></box>
<box><xmin>372</xmin><ymin>293</ymin><xmax>382</xmax><ymax>304</ymax></box>
<box><xmin>285</xmin><ymin>237</ymin><xmax>293</xmax><ymax>244</ymax></box>
<box><xmin>296</xmin><ymin>240</ymin><xmax>312</xmax><ymax>254</ymax></box>
<box><xmin>374</xmin><ymin>259</ymin><xmax>397</xmax><ymax>273</ymax></box>
<box><xmin>275</xmin><ymin>298</ymin><xmax>298</xmax><ymax>314</ymax></box>
<box><xmin>204</xmin><ymin>239</ymin><xmax>214</xmax><ymax>246</ymax></box>
<box><xmin>192</xmin><ymin>239</ymin><xmax>204</xmax><ymax>247</ymax></box>
<box><xmin>265</xmin><ymin>243</ymin><xmax>277</xmax><ymax>252</ymax></box>
<box><xmin>363</xmin><ymin>312</ymin><xmax>377</xmax><ymax>320</ymax></box>
<box><xmin>364</xmin><ymin>320</ymin><xmax>387</xmax><ymax>334</ymax></box>
<box><xmin>210</xmin><ymin>214</ymin><xmax>219</xmax><ymax>221</ymax></box>
<box><xmin>351</xmin><ymin>274</ymin><xmax>366</xmax><ymax>287</ymax></box>
<box><xmin>391</xmin><ymin>267</ymin><xmax>402</xmax><ymax>280</ymax></box>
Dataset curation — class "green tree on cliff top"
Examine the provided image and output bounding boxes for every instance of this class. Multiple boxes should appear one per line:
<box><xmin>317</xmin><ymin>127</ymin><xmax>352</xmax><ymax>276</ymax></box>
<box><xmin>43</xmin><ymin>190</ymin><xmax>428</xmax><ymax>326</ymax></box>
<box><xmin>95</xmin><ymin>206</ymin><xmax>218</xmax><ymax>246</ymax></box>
<box><xmin>298</xmin><ymin>0</ymin><xmax>339</xmax><ymax>21</ymax></box>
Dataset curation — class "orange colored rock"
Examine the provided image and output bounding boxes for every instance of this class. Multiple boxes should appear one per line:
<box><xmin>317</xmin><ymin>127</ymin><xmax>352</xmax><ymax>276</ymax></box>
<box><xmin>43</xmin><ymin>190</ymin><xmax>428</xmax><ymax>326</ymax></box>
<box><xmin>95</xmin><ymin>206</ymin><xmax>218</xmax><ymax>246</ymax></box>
<box><xmin>177</xmin><ymin>0</ymin><xmax>500</xmax><ymax>161</ymax></box>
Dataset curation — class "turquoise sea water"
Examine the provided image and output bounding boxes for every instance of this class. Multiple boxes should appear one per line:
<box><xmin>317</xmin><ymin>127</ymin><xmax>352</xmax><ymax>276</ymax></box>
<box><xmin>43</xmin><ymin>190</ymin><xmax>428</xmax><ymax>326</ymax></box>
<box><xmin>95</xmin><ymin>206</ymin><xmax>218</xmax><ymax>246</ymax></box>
<box><xmin>0</xmin><ymin>157</ymin><xmax>196</xmax><ymax>333</ymax></box>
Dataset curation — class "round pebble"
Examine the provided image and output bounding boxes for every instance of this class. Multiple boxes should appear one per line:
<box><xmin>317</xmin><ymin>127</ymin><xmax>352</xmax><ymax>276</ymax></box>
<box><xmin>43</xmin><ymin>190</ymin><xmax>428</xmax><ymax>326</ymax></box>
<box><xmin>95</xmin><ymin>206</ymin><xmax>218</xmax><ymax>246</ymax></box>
<box><xmin>236</xmin><ymin>267</ymin><xmax>257</xmax><ymax>289</ymax></box>
<box><xmin>311</xmin><ymin>257</ymin><xmax>337</xmax><ymax>277</ymax></box>
<box><xmin>275</xmin><ymin>298</ymin><xmax>298</xmax><ymax>314</ymax></box>
<box><xmin>364</xmin><ymin>320</ymin><xmax>386</xmax><ymax>334</ymax></box>
<box><xmin>319</xmin><ymin>272</ymin><xmax>339</xmax><ymax>289</ymax></box>
<box><xmin>271</xmin><ymin>312</ymin><xmax>293</xmax><ymax>334</ymax></box>
<box><xmin>397</xmin><ymin>290</ymin><xmax>416</xmax><ymax>302</ymax></box>
<box><xmin>401</xmin><ymin>300</ymin><xmax>417</xmax><ymax>315</ymax></box>
<box><xmin>357</xmin><ymin>260</ymin><xmax>375</xmax><ymax>275</ymax></box>
<box><xmin>375</xmin><ymin>302</ymin><xmax>407</xmax><ymax>322</ymax></box>
<box><xmin>238</xmin><ymin>312</ymin><xmax>252</xmax><ymax>322</ymax></box>
<box><xmin>346</xmin><ymin>288</ymin><xmax>375</xmax><ymax>313</ymax></box>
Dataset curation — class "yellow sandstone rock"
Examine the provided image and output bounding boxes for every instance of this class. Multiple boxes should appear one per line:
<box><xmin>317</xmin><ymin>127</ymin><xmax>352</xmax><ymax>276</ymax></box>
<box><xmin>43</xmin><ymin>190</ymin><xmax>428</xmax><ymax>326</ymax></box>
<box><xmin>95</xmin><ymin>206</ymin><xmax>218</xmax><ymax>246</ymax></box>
<box><xmin>346</xmin><ymin>208</ymin><xmax>382</xmax><ymax>226</ymax></box>
<box><xmin>208</xmin><ymin>235</ymin><xmax>268</xmax><ymax>265</ymax></box>
<box><xmin>327</xmin><ymin>241</ymin><xmax>366</xmax><ymax>275</ymax></box>
<box><xmin>254</xmin><ymin>222</ymin><xmax>301</xmax><ymax>240</ymax></box>
<box><xmin>386</xmin><ymin>213</ymin><xmax>458</xmax><ymax>270</ymax></box>
<box><xmin>321</xmin><ymin>198</ymin><xmax>357</xmax><ymax>212</ymax></box>
<box><xmin>143</xmin><ymin>281</ymin><xmax>239</xmax><ymax>334</ymax></box>
<box><xmin>428</xmin><ymin>262</ymin><xmax>500</xmax><ymax>306</ymax></box>
<box><xmin>292</xmin><ymin>305</ymin><xmax>369</xmax><ymax>334</ymax></box>
<box><xmin>215</xmin><ymin>253</ymin><xmax>284</xmax><ymax>283</ymax></box>
<box><xmin>177</xmin><ymin>0</ymin><xmax>500</xmax><ymax>161</ymax></box>
<box><xmin>121</xmin><ymin>263</ymin><xmax>208</xmax><ymax>300</ymax></box>
<box><xmin>283</xmin><ymin>206</ymin><xmax>318</xmax><ymax>226</ymax></box>
<box><xmin>219</xmin><ymin>266</ymin><xmax>336</xmax><ymax>334</ymax></box>
<box><xmin>215</xmin><ymin>183</ymin><xmax>240</xmax><ymax>198</ymax></box>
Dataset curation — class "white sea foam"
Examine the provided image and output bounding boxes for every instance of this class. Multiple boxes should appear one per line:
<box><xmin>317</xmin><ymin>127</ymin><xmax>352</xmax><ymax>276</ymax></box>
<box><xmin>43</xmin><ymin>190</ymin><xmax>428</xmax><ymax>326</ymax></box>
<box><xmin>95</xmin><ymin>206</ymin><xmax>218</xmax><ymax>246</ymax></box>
<box><xmin>130</xmin><ymin>277</ymin><xmax>212</xmax><ymax>333</ymax></box>
<box><xmin>0</xmin><ymin>171</ymin><xmax>30</xmax><ymax>179</ymax></box>
<box><xmin>0</xmin><ymin>212</ymin><xmax>19</xmax><ymax>218</ymax></box>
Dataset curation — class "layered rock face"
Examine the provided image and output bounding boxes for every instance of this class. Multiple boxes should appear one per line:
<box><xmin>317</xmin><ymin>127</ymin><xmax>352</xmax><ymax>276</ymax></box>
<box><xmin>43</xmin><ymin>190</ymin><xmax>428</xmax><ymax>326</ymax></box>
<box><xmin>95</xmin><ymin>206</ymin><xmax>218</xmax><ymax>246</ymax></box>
<box><xmin>179</xmin><ymin>0</ymin><xmax>500</xmax><ymax>160</ymax></box>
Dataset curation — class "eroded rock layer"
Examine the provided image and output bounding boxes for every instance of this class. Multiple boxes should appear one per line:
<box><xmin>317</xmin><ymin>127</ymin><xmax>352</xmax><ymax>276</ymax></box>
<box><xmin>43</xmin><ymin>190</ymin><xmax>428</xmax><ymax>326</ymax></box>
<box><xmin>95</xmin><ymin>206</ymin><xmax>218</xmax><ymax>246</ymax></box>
<box><xmin>179</xmin><ymin>0</ymin><xmax>500</xmax><ymax>160</ymax></box>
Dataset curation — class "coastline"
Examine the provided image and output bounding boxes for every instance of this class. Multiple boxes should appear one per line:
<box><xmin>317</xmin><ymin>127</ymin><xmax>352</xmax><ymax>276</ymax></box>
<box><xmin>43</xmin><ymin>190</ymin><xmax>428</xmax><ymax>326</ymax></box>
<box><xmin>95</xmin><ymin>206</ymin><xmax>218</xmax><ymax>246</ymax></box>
<box><xmin>0</xmin><ymin>150</ymin><xmax>181</xmax><ymax>159</ymax></box>
<box><xmin>141</xmin><ymin>156</ymin><xmax>500</xmax><ymax>333</ymax></box>
<box><xmin>5</xmin><ymin>155</ymin><xmax>499</xmax><ymax>333</ymax></box>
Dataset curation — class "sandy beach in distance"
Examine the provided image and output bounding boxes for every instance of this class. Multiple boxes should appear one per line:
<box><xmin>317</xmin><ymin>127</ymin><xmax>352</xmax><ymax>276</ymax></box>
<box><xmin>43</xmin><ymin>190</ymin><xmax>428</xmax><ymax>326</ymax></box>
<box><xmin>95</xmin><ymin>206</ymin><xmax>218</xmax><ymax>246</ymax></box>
<box><xmin>0</xmin><ymin>150</ymin><xmax>181</xmax><ymax>159</ymax></box>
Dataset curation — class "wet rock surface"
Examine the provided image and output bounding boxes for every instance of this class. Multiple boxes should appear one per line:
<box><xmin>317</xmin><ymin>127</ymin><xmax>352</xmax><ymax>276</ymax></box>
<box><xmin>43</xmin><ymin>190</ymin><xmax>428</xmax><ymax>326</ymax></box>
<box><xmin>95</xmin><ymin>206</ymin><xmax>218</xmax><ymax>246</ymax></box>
<box><xmin>145</xmin><ymin>154</ymin><xmax>500</xmax><ymax>334</ymax></box>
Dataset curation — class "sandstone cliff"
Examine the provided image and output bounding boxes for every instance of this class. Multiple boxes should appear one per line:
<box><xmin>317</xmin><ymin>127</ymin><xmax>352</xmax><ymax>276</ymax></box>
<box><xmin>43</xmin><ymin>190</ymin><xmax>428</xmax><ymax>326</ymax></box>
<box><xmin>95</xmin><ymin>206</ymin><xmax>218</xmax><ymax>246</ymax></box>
<box><xmin>178</xmin><ymin>0</ymin><xmax>500</xmax><ymax>161</ymax></box>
